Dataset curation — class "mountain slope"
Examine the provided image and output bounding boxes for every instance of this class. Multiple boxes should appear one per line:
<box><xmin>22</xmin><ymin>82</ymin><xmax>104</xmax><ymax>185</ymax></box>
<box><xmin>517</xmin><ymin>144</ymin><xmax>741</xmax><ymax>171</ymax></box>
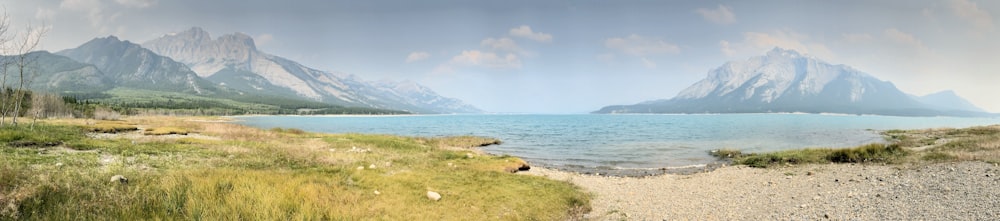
<box><xmin>1</xmin><ymin>51</ymin><xmax>113</xmax><ymax>94</ymax></box>
<box><xmin>143</xmin><ymin>27</ymin><xmax>481</xmax><ymax>114</ymax></box>
<box><xmin>914</xmin><ymin>90</ymin><xmax>985</xmax><ymax>113</ymax></box>
<box><xmin>56</xmin><ymin>36</ymin><xmax>217</xmax><ymax>95</ymax></box>
<box><xmin>595</xmin><ymin>48</ymin><xmax>991</xmax><ymax>117</ymax></box>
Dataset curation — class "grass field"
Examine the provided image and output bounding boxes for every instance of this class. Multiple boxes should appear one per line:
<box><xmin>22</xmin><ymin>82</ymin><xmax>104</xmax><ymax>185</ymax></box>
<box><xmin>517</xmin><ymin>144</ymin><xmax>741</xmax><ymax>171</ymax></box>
<box><xmin>714</xmin><ymin>125</ymin><xmax>1000</xmax><ymax>168</ymax></box>
<box><xmin>0</xmin><ymin>117</ymin><xmax>590</xmax><ymax>220</ymax></box>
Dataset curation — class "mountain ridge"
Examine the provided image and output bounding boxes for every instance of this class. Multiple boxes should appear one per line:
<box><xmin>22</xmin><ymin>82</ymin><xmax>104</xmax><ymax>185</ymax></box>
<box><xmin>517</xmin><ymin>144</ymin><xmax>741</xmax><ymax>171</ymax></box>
<box><xmin>143</xmin><ymin>27</ymin><xmax>481</xmax><ymax>114</ymax></box>
<box><xmin>595</xmin><ymin>48</ymin><xmax>993</xmax><ymax>117</ymax></box>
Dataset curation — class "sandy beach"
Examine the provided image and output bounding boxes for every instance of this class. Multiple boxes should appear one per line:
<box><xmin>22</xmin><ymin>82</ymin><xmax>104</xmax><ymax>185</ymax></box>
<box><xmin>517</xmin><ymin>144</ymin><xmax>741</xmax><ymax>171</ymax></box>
<box><xmin>525</xmin><ymin>161</ymin><xmax>1000</xmax><ymax>220</ymax></box>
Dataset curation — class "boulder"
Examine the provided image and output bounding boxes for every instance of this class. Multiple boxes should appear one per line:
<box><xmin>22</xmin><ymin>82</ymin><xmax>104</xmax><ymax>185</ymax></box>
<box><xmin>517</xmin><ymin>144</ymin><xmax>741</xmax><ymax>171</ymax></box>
<box><xmin>110</xmin><ymin>175</ymin><xmax>128</xmax><ymax>184</ymax></box>
<box><xmin>426</xmin><ymin>191</ymin><xmax>441</xmax><ymax>201</ymax></box>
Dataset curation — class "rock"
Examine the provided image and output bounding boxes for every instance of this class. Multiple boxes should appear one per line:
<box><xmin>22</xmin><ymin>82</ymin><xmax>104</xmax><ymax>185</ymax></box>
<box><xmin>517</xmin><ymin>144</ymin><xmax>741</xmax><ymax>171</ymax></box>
<box><xmin>369</xmin><ymin>164</ymin><xmax>376</xmax><ymax>169</ymax></box>
<box><xmin>357</xmin><ymin>166</ymin><xmax>365</xmax><ymax>170</ymax></box>
<box><xmin>466</xmin><ymin>153</ymin><xmax>474</xmax><ymax>159</ymax></box>
<box><xmin>55</xmin><ymin>162</ymin><xmax>63</xmax><ymax>167</ymax></box>
<box><xmin>799</xmin><ymin>204</ymin><xmax>808</xmax><ymax>208</ymax></box>
<box><xmin>517</xmin><ymin>163</ymin><xmax>531</xmax><ymax>171</ymax></box>
<box><xmin>427</xmin><ymin>191</ymin><xmax>441</xmax><ymax>201</ymax></box>
<box><xmin>504</xmin><ymin>167</ymin><xmax>518</xmax><ymax>173</ymax></box>
<box><xmin>807</xmin><ymin>171</ymin><xmax>815</xmax><ymax>176</ymax></box>
<box><xmin>824</xmin><ymin>213</ymin><xmax>831</xmax><ymax>219</ymax></box>
<box><xmin>374</xmin><ymin>190</ymin><xmax>381</xmax><ymax>195</ymax></box>
<box><xmin>110</xmin><ymin>175</ymin><xmax>128</xmax><ymax>184</ymax></box>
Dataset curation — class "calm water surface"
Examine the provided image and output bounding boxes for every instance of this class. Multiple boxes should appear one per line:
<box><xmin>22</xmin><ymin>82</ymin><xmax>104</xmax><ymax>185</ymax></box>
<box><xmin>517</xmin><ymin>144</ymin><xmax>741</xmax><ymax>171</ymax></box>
<box><xmin>235</xmin><ymin>114</ymin><xmax>1000</xmax><ymax>169</ymax></box>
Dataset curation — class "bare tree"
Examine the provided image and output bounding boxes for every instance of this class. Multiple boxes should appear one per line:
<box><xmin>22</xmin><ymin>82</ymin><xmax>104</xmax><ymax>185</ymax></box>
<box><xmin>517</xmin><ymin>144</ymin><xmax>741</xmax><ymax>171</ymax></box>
<box><xmin>0</xmin><ymin>10</ymin><xmax>12</xmax><ymax>126</ymax></box>
<box><xmin>7</xmin><ymin>23</ymin><xmax>46</xmax><ymax>126</ymax></box>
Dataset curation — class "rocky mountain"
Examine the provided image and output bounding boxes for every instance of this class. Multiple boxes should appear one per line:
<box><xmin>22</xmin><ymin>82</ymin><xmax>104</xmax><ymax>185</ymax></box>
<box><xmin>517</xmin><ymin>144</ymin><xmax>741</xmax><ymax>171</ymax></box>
<box><xmin>57</xmin><ymin>36</ymin><xmax>217</xmax><ymax>95</ymax></box>
<box><xmin>1</xmin><ymin>51</ymin><xmax>112</xmax><ymax>94</ymax></box>
<box><xmin>595</xmin><ymin>48</ymin><xmax>992</xmax><ymax>117</ymax></box>
<box><xmin>913</xmin><ymin>90</ymin><xmax>985</xmax><ymax>113</ymax></box>
<box><xmin>142</xmin><ymin>27</ymin><xmax>480</xmax><ymax>114</ymax></box>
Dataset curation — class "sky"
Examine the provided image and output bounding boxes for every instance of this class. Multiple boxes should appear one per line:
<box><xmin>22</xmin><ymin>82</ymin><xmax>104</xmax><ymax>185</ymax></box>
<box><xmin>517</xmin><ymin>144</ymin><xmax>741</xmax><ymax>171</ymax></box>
<box><xmin>1</xmin><ymin>0</ymin><xmax>999</xmax><ymax>113</ymax></box>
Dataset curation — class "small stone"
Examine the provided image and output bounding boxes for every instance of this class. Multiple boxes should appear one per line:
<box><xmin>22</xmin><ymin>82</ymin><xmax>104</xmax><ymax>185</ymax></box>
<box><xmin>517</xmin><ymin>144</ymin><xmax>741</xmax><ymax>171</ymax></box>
<box><xmin>357</xmin><ymin>166</ymin><xmax>365</xmax><ymax>170</ymax></box>
<box><xmin>466</xmin><ymin>153</ymin><xmax>474</xmax><ymax>159</ymax></box>
<box><xmin>55</xmin><ymin>162</ymin><xmax>63</xmax><ymax>167</ymax></box>
<box><xmin>799</xmin><ymin>204</ymin><xmax>808</xmax><ymax>208</ymax></box>
<box><xmin>824</xmin><ymin>213</ymin><xmax>831</xmax><ymax>219</ymax></box>
<box><xmin>110</xmin><ymin>175</ymin><xmax>128</xmax><ymax>184</ymax></box>
<box><xmin>369</xmin><ymin>164</ymin><xmax>376</xmax><ymax>169</ymax></box>
<box><xmin>427</xmin><ymin>191</ymin><xmax>441</xmax><ymax>201</ymax></box>
<box><xmin>374</xmin><ymin>190</ymin><xmax>381</xmax><ymax>195</ymax></box>
<box><xmin>447</xmin><ymin>162</ymin><xmax>453</xmax><ymax>167</ymax></box>
<box><xmin>807</xmin><ymin>171</ymin><xmax>814</xmax><ymax>176</ymax></box>
<box><xmin>876</xmin><ymin>193</ymin><xmax>882</xmax><ymax>198</ymax></box>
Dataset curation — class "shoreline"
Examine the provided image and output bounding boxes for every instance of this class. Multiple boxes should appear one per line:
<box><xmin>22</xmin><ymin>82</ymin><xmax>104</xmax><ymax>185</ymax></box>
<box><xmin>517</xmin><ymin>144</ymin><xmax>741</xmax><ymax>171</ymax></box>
<box><xmin>523</xmin><ymin>161</ymin><xmax>1000</xmax><ymax>220</ymax></box>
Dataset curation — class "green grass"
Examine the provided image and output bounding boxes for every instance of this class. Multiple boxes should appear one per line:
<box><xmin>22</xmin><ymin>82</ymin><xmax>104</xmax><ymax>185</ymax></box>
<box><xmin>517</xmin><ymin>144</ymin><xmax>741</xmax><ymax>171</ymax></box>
<box><xmin>722</xmin><ymin>143</ymin><xmax>908</xmax><ymax>168</ymax></box>
<box><xmin>0</xmin><ymin>117</ymin><xmax>589</xmax><ymax>220</ymax></box>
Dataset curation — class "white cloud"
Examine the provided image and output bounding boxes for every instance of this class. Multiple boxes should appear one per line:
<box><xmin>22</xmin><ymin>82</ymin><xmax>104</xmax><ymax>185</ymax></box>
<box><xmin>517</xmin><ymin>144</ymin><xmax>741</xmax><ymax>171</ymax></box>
<box><xmin>509</xmin><ymin>25</ymin><xmax>552</xmax><ymax>42</ymax></box>
<box><xmin>718</xmin><ymin>30</ymin><xmax>836</xmax><ymax>60</ymax></box>
<box><xmin>695</xmin><ymin>4</ymin><xmax>736</xmax><ymax>25</ymax></box>
<box><xmin>35</xmin><ymin>8</ymin><xmax>56</xmax><ymax>20</ymax></box>
<box><xmin>115</xmin><ymin>0</ymin><xmax>157</xmax><ymax>8</ymax></box>
<box><xmin>641</xmin><ymin>57</ymin><xmax>657</xmax><ymax>68</ymax></box>
<box><xmin>434</xmin><ymin>50</ymin><xmax>521</xmax><ymax>73</ymax></box>
<box><xmin>405</xmin><ymin>51</ymin><xmax>431</xmax><ymax>63</ymax></box>
<box><xmin>605</xmin><ymin>34</ymin><xmax>680</xmax><ymax>56</ymax></box>
<box><xmin>59</xmin><ymin>0</ymin><xmax>100</xmax><ymax>10</ymax></box>
<box><xmin>842</xmin><ymin>33</ymin><xmax>874</xmax><ymax>43</ymax></box>
<box><xmin>949</xmin><ymin>0</ymin><xmax>995</xmax><ymax>32</ymax></box>
<box><xmin>255</xmin><ymin>33</ymin><xmax>274</xmax><ymax>46</ymax></box>
<box><xmin>481</xmin><ymin>37</ymin><xmax>521</xmax><ymax>52</ymax></box>
<box><xmin>883</xmin><ymin>29</ymin><xmax>924</xmax><ymax>48</ymax></box>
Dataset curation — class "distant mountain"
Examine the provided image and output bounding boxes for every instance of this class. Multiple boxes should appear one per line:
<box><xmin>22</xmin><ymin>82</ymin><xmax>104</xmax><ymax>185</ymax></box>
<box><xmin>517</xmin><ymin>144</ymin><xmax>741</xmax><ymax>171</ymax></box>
<box><xmin>913</xmin><ymin>90</ymin><xmax>985</xmax><ymax>113</ymax></box>
<box><xmin>57</xmin><ymin>36</ymin><xmax>218</xmax><ymax>95</ymax></box>
<box><xmin>1</xmin><ymin>51</ymin><xmax>112</xmax><ymax>94</ymax></box>
<box><xmin>142</xmin><ymin>27</ymin><xmax>480</xmax><ymax>114</ymax></box>
<box><xmin>595</xmin><ymin>48</ymin><xmax>992</xmax><ymax>117</ymax></box>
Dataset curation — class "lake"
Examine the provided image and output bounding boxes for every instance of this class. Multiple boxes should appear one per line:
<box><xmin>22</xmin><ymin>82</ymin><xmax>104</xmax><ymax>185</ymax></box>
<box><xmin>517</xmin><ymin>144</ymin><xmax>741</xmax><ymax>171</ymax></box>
<box><xmin>234</xmin><ymin>114</ymin><xmax>1000</xmax><ymax>170</ymax></box>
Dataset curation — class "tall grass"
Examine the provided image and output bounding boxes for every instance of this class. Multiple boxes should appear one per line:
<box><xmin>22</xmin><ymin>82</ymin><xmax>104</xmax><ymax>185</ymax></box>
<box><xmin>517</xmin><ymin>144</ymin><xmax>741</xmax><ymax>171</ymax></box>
<box><xmin>0</xmin><ymin>117</ymin><xmax>589</xmax><ymax>220</ymax></box>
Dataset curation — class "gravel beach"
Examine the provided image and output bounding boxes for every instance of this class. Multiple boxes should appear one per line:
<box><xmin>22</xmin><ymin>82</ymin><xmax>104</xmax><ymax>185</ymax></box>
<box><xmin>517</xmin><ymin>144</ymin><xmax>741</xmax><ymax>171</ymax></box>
<box><xmin>525</xmin><ymin>161</ymin><xmax>1000</xmax><ymax>220</ymax></box>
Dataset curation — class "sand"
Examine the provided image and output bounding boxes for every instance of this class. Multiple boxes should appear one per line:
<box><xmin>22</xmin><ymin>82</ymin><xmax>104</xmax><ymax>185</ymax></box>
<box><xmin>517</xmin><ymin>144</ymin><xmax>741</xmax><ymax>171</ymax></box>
<box><xmin>524</xmin><ymin>161</ymin><xmax>1000</xmax><ymax>220</ymax></box>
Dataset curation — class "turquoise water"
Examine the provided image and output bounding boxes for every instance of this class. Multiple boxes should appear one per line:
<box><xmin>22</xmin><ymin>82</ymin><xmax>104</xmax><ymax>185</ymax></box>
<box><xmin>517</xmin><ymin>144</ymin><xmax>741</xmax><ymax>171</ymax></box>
<box><xmin>234</xmin><ymin>114</ymin><xmax>1000</xmax><ymax>169</ymax></box>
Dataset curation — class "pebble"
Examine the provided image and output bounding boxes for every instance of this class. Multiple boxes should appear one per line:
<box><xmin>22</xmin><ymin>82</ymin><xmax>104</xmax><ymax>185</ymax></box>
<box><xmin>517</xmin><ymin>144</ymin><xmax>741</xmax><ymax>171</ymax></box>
<box><xmin>369</xmin><ymin>164</ymin><xmax>376</xmax><ymax>169</ymax></box>
<box><xmin>357</xmin><ymin>166</ymin><xmax>364</xmax><ymax>170</ymax></box>
<box><xmin>374</xmin><ymin>190</ymin><xmax>381</xmax><ymax>195</ymax></box>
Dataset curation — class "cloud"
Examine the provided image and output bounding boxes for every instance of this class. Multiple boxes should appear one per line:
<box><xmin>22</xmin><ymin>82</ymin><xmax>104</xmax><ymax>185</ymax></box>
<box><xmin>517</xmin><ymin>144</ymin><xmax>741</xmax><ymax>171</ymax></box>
<box><xmin>509</xmin><ymin>25</ymin><xmax>552</xmax><ymax>42</ymax></box>
<box><xmin>405</xmin><ymin>51</ymin><xmax>431</xmax><ymax>63</ymax></box>
<box><xmin>481</xmin><ymin>37</ymin><xmax>522</xmax><ymax>53</ymax></box>
<box><xmin>35</xmin><ymin>8</ymin><xmax>56</xmax><ymax>20</ymax></box>
<box><xmin>883</xmin><ymin>29</ymin><xmax>923</xmax><ymax>48</ymax></box>
<box><xmin>255</xmin><ymin>33</ymin><xmax>274</xmax><ymax>46</ymax></box>
<box><xmin>115</xmin><ymin>0</ymin><xmax>158</xmax><ymax>8</ymax></box>
<box><xmin>949</xmin><ymin>0</ymin><xmax>995</xmax><ymax>32</ymax></box>
<box><xmin>841</xmin><ymin>33</ymin><xmax>874</xmax><ymax>43</ymax></box>
<box><xmin>604</xmin><ymin>34</ymin><xmax>679</xmax><ymax>69</ymax></box>
<box><xmin>695</xmin><ymin>4</ymin><xmax>736</xmax><ymax>25</ymax></box>
<box><xmin>59</xmin><ymin>0</ymin><xmax>100</xmax><ymax>10</ymax></box>
<box><xmin>434</xmin><ymin>50</ymin><xmax>521</xmax><ymax>73</ymax></box>
<box><xmin>718</xmin><ymin>30</ymin><xmax>836</xmax><ymax>60</ymax></box>
<box><xmin>605</xmin><ymin>34</ymin><xmax>680</xmax><ymax>56</ymax></box>
<box><xmin>450</xmin><ymin>50</ymin><xmax>521</xmax><ymax>69</ymax></box>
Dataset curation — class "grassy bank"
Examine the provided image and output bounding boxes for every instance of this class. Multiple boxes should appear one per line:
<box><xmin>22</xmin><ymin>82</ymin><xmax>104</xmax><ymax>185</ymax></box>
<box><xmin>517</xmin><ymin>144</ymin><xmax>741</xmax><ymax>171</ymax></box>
<box><xmin>714</xmin><ymin>125</ymin><xmax>1000</xmax><ymax>168</ymax></box>
<box><xmin>0</xmin><ymin>117</ymin><xmax>590</xmax><ymax>220</ymax></box>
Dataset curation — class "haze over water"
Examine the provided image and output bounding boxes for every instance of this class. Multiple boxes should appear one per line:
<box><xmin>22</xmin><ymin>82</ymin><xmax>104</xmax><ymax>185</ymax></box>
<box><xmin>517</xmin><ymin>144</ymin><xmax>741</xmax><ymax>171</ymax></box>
<box><xmin>237</xmin><ymin>114</ymin><xmax>1000</xmax><ymax>169</ymax></box>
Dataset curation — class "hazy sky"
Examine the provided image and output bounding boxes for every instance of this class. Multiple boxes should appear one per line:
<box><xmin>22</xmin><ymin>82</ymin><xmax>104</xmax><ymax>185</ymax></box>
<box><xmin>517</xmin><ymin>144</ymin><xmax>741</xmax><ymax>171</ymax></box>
<box><xmin>3</xmin><ymin>0</ymin><xmax>999</xmax><ymax>113</ymax></box>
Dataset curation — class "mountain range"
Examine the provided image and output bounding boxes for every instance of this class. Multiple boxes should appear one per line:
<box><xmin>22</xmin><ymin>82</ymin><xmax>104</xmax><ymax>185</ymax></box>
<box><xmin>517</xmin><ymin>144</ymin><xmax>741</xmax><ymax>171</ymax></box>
<box><xmin>14</xmin><ymin>27</ymin><xmax>480</xmax><ymax>114</ymax></box>
<box><xmin>595</xmin><ymin>48</ymin><xmax>992</xmax><ymax>117</ymax></box>
<box><xmin>142</xmin><ymin>27</ymin><xmax>479</xmax><ymax>114</ymax></box>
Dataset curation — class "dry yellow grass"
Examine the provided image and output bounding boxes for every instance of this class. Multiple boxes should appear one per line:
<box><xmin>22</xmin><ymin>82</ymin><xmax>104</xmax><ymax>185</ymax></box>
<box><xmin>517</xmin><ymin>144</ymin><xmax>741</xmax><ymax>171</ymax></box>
<box><xmin>0</xmin><ymin>116</ymin><xmax>589</xmax><ymax>220</ymax></box>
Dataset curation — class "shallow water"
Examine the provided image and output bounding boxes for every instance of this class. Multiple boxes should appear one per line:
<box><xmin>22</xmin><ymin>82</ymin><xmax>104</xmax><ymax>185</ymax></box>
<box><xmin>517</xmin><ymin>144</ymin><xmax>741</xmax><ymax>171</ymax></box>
<box><xmin>235</xmin><ymin>114</ymin><xmax>1000</xmax><ymax>169</ymax></box>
